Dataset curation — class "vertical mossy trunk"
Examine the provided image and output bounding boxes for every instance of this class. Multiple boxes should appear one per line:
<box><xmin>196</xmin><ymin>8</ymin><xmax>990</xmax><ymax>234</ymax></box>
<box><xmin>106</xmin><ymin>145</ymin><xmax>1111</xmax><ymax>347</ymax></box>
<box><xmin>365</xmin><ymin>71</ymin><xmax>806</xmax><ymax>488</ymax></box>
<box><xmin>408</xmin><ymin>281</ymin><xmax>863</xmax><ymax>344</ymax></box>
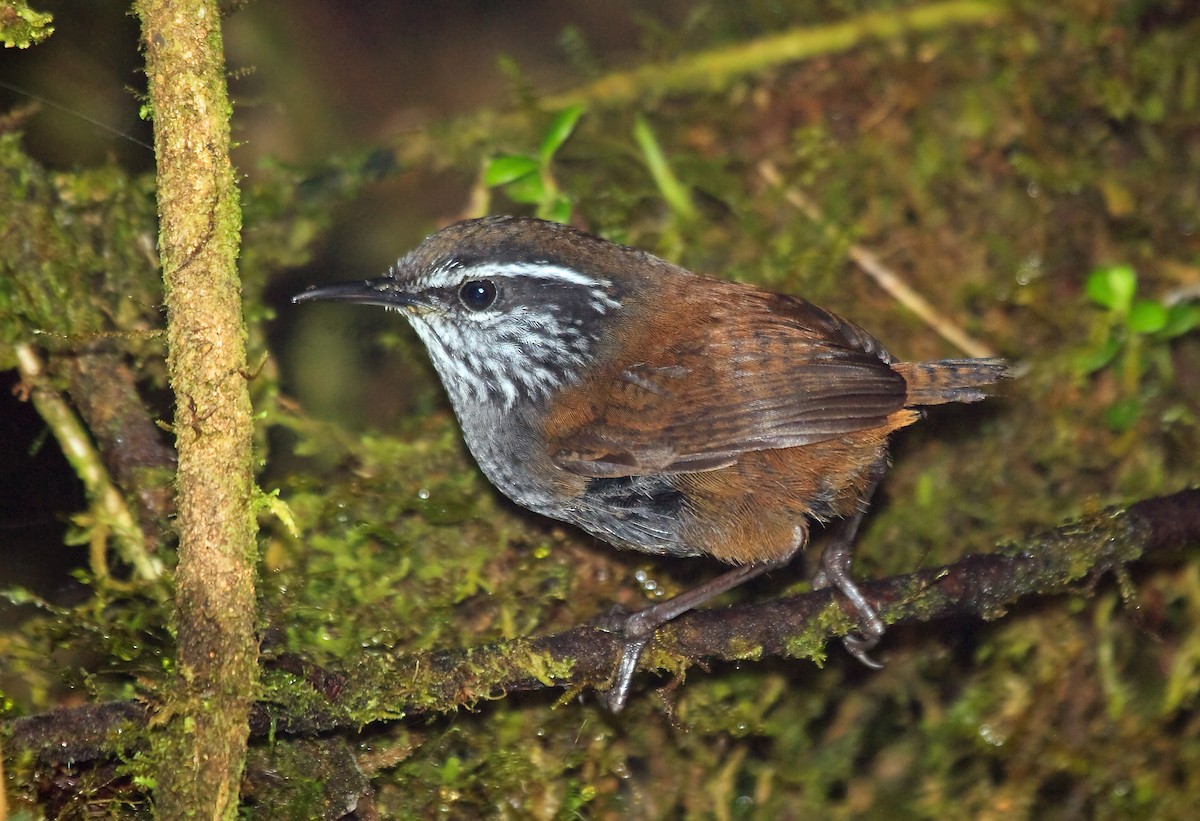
<box><xmin>134</xmin><ymin>0</ymin><xmax>257</xmax><ymax>817</ymax></box>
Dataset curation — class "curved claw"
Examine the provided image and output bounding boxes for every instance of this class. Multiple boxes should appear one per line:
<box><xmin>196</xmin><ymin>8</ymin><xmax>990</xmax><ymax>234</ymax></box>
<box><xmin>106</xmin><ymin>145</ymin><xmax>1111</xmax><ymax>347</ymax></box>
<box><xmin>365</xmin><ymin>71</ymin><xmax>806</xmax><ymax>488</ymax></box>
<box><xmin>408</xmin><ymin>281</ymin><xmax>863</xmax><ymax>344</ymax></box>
<box><xmin>843</xmin><ymin>630</ymin><xmax>885</xmax><ymax>670</ymax></box>
<box><xmin>815</xmin><ymin>520</ymin><xmax>888</xmax><ymax>670</ymax></box>
<box><xmin>810</xmin><ymin>567</ymin><xmax>831</xmax><ymax>591</ymax></box>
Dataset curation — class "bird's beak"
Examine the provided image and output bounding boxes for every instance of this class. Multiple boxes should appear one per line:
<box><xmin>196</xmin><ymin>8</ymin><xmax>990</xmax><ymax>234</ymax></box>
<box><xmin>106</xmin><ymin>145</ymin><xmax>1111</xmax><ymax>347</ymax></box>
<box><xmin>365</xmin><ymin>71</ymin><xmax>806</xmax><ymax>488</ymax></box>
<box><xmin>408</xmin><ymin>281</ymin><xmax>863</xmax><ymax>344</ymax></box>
<box><xmin>292</xmin><ymin>277</ymin><xmax>425</xmax><ymax>310</ymax></box>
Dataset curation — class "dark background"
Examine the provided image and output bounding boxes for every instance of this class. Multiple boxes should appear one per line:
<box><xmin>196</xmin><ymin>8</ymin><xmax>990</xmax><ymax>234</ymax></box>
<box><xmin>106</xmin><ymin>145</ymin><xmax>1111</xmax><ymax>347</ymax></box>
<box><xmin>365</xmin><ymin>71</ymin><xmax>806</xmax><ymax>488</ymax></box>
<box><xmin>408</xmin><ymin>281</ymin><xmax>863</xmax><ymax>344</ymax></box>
<box><xmin>0</xmin><ymin>0</ymin><xmax>692</xmax><ymax>600</ymax></box>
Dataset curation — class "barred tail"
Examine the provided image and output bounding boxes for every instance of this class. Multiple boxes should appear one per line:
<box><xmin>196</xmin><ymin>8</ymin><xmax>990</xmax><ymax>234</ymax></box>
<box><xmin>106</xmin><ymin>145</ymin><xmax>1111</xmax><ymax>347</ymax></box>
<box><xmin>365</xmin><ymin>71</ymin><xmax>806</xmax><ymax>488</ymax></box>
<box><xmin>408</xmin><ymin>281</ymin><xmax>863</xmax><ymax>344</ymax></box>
<box><xmin>894</xmin><ymin>358</ymin><xmax>1009</xmax><ymax>406</ymax></box>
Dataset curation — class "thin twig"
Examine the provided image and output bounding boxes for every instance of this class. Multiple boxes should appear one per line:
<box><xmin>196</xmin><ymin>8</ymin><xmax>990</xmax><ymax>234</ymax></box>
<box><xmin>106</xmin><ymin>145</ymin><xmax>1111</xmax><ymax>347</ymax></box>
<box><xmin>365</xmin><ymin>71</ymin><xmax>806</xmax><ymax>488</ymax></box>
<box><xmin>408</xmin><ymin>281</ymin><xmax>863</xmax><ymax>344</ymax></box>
<box><xmin>389</xmin><ymin>3</ymin><xmax>1009</xmax><ymax>173</ymax></box>
<box><xmin>759</xmin><ymin>160</ymin><xmax>997</xmax><ymax>358</ymax></box>
<box><xmin>0</xmin><ymin>732</ymin><xmax>7</xmax><ymax>821</ymax></box>
<box><xmin>13</xmin><ymin>343</ymin><xmax>162</xmax><ymax>582</ymax></box>
<box><xmin>541</xmin><ymin>2</ymin><xmax>1007</xmax><ymax>111</ymax></box>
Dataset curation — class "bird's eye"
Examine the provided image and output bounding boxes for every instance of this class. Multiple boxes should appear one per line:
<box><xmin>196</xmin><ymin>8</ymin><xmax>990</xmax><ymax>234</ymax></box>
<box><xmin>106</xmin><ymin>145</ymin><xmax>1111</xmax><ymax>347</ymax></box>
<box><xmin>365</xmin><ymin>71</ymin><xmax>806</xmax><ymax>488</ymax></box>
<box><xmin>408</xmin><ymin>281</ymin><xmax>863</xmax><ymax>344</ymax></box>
<box><xmin>458</xmin><ymin>279</ymin><xmax>498</xmax><ymax>311</ymax></box>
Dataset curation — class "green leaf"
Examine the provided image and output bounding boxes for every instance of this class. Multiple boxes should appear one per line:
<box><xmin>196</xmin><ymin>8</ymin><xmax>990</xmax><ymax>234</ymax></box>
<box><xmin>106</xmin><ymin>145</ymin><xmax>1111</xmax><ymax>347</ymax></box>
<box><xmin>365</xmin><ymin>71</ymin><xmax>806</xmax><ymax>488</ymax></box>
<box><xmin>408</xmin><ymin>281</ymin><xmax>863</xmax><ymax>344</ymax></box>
<box><xmin>483</xmin><ymin>154</ymin><xmax>540</xmax><ymax>187</ymax></box>
<box><xmin>1126</xmin><ymin>299</ymin><xmax>1167</xmax><ymax>334</ymax></box>
<box><xmin>633</xmin><ymin>114</ymin><xmax>698</xmax><ymax>222</ymax></box>
<box><xmin>1157</xmin><ymin>302</ymin><xmax>1200</xmax><ymax>340</ymax></box>
<box><xmin>539</xmin><ymin>104</ymin><xmax>585</xmax><ymax>161</ymax></box>
<box><xmin>1077</xmin><ymin>336</ymin><xmax>1122</xmax><ymax>374</ymax></box>
<box><xmin>1104</xmin><ymin>398</ymin><xmax>1142</xmax><ymax>432</ymax></box>
<box><xmin>440</xmin><ymin>755</ymin><xmax>463</xmax><ymax>786</ymax></box>
<box><xmin>1085</xmin><ymin>264</ymin><xmax>1137</xmax><ymax>313</ymax></box>
<box><xmin>503</xmin><ymin>172</ymin><xmax>547</xmax><ymax>204</ymax></box>
<box><xmin>2</xmin><ymin>586</ymin><xmax>39</xmax><ymax>606</ymax></box>
<box><xmin>538</xmin><ymin>194</ymin><xmax>573</xmax><ymax>224</ymax></box>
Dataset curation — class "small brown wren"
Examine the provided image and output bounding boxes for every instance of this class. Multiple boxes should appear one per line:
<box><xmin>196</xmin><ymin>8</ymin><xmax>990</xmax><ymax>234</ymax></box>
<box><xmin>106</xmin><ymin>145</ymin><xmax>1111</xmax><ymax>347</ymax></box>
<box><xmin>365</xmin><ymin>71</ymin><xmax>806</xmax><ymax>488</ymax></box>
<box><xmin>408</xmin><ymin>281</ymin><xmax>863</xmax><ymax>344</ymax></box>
<box><xmin>294</xmin><ymin>215</ymin><xmax>1007</xmax><ymax>711</ymax></box>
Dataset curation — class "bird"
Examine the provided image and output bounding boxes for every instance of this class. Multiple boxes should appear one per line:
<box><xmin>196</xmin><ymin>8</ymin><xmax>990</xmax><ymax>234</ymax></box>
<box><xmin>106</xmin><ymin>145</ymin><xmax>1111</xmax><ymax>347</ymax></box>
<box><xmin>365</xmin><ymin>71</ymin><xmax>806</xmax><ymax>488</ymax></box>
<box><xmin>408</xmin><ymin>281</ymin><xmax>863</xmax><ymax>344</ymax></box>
<box><xmin>294</xmin><ymin>215</ymin><xmax>1007</xmax><ymax>711</ymax></box>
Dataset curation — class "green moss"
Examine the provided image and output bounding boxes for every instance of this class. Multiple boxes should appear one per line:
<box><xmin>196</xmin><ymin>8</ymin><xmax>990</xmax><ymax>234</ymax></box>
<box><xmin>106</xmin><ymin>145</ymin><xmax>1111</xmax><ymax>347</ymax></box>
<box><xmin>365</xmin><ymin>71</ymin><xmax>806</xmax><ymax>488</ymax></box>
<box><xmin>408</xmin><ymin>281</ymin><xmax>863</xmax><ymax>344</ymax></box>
<box><xmin>0</xmin><ymin>133</ymin><xmax>163</xmax><ymax>370</ymax></box>
<box><xmin>0</xmin><ymin>1</ymin><xmax>53</xmax><ymax>48</ymax></box>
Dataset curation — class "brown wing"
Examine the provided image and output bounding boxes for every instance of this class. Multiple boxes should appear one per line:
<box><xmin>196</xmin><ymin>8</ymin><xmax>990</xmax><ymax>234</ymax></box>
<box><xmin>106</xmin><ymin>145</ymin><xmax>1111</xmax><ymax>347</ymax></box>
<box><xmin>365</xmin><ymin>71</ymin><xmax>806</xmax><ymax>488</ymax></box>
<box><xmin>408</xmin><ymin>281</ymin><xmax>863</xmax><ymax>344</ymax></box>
<box><xmin>545</xmin><ymin>282</ymin><xmax>908</xmax><ymax>478</ymax></box>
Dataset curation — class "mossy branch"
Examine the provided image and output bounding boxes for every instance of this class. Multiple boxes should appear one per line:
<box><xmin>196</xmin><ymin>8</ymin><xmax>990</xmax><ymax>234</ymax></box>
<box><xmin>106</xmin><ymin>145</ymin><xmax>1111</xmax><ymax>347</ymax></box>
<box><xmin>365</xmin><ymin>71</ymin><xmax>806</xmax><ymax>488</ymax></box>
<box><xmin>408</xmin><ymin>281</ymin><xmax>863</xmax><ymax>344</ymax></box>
<box><xmin>261</xmin><ymin>488</ymin><xmax>1197</xmax><ymax>729</ymax></box>
<box><xmin>134</xmin><ymin>0</ymin><xmax>256</xmax><ymax>817</ymax></box>
<box><xmin>542</xmin><ymin>1</ymin><xmax>1007</xmax><ymax>111</ymax></box>
<box><xmin>7</xmin><ymin>489</ymin><xmax>1197</xmax><ymax>766</ymax></box>
<box><xmin>386</xmin><ymin>2</ymin><xmax>1009</xmax><ymax>173</ymax></box>
<box><xmin>64</xmin><ymin>351</ymin><xmax>178</xmax><ymax>544</ymax></box>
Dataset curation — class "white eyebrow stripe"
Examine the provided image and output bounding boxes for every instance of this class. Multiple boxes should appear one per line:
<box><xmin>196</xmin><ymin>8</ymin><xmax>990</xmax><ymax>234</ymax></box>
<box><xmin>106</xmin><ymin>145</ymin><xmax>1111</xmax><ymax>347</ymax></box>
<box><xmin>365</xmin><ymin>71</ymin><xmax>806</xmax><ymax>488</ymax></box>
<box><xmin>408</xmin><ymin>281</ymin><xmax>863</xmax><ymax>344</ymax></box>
<box><xmin>423</xmin><ymin>260</ymin><xmax>611</xmax><ymax>289</ymax></box>
<box><xmin>460</xmin><ymin>262</ymin><xmax>609</xmax><ymax>288</ymax></box>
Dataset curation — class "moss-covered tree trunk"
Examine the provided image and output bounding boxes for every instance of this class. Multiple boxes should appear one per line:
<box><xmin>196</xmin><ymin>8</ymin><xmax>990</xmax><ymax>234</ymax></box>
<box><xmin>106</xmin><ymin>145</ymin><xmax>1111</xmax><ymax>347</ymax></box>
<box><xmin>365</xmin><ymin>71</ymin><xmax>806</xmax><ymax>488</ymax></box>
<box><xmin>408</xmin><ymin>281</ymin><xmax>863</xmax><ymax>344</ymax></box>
<box><xmin>134</xmin><ymin>1</ymin><xmax>257</xmax><ymax>816</ymax></box>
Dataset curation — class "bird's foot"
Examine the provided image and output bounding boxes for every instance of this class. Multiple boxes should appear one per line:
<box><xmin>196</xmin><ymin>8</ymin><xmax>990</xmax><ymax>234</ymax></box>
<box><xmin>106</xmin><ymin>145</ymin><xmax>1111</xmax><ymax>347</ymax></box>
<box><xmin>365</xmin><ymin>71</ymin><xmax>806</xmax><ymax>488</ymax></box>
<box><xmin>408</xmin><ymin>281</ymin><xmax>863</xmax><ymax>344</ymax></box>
<box><xmin>591</xmin><ymin>604</ymin><xmax>656</xmax><ymax>712</ymax></box>
<box><xmin>813</xmin><ymin>543</ymin><xmax>886</xmax><ymax>669</ymax></box>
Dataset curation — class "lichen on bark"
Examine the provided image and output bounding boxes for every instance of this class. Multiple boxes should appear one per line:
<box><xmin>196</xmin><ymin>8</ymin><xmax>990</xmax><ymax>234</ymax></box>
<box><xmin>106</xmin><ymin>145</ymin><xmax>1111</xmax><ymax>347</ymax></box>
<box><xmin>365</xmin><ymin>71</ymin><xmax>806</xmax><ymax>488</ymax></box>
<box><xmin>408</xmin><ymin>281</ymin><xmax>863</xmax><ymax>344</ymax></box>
<box><xmin>134</xmin><ymin>0</ymin><xmax>257</xmax><ymax>817</ymax></box>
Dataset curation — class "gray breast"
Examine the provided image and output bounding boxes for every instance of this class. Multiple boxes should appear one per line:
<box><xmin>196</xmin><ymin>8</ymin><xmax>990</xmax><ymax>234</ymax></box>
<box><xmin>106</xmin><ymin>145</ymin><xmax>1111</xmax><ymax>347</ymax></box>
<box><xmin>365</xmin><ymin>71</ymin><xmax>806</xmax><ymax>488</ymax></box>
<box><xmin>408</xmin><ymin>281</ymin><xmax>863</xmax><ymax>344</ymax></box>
<box><xmin>452</xmin><ymin>401</ymin><xmax>565</xmax><ymax>513</ymax></box>
<box><xmin>453</xmin><ymin>401</ymin><xmax>695</xmax><ymax>557</ymax></box>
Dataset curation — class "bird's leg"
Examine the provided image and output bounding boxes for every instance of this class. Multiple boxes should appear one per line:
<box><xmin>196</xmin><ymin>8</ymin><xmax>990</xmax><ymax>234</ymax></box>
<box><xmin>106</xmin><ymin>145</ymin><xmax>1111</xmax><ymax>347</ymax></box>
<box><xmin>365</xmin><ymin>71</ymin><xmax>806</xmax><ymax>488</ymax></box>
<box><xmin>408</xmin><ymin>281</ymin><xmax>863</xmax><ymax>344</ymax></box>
<box><xmin>810</xmin><ymin>463</ymin><xmax>887</xmax><ymax>668</ymax></box>
<box><xmin>597</xmin><ymin>530</ymin><xmax>805</xmax><ymax>712</ymax></box>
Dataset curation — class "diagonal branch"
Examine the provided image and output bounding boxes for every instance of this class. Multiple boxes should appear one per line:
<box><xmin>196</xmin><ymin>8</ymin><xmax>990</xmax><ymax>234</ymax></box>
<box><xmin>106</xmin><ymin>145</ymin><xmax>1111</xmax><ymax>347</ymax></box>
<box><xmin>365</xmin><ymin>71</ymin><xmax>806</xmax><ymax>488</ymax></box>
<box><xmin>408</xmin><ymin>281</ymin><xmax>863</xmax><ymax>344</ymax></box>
<box><xmin>542</xmin><ymin>3</ymin><xmax>1007</xmax><ymax>111</ymax></box>
<box><xmin>6</xmin><ymin>488</ymin><xmax>1197</xmax><ymax>764</ymax></box>
<box><xmin>13</xmin><ymin>343</ymin><xmax>163</xmax><ymax>582</ymax></box>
